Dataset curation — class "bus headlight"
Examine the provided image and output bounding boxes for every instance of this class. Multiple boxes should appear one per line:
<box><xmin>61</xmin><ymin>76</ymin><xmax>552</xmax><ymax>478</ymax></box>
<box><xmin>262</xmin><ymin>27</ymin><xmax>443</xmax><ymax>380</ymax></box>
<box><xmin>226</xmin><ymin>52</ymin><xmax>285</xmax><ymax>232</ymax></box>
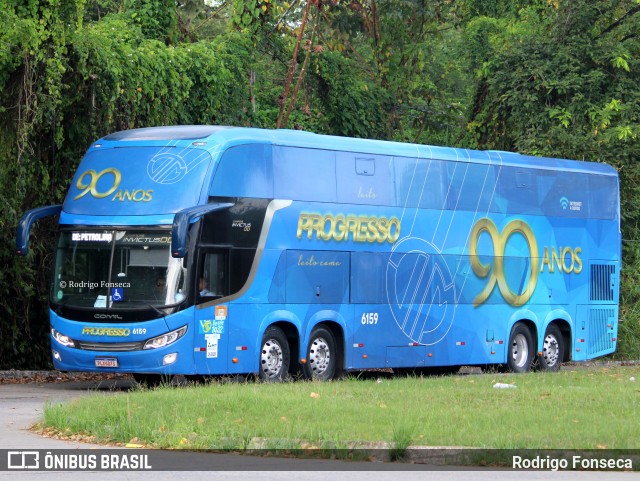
<box><xmin>51</xmin><ymin>328</ymin><xmax>76</xmax><ymax>348</ymax></box>
<box><xmin>143</xmin><ymin>325</ymin><xmax>187</xmax><ymax>350</ymax></box>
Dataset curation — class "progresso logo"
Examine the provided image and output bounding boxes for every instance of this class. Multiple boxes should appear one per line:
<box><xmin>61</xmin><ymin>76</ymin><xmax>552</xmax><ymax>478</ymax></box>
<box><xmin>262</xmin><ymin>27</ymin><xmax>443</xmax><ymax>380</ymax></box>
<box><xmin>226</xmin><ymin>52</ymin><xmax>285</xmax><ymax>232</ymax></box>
<box><xmin>297</xmin><ymin>212</ymin><xmax>401</xmax><ymax>244</ymax></box>
<box><xmin>82</xmin><ymin>326</ymin><xmax>129</xmax><ymax>336</ymax></box>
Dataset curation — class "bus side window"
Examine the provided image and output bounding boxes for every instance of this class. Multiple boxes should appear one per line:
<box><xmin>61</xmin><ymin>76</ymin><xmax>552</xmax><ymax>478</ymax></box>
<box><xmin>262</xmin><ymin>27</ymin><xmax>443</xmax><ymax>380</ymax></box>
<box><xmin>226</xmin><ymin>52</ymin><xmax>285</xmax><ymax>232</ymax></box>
<box><xmin>199</xmin><ymin>252</ymin><xmax>228</xmax><ymax>300</ymax></box>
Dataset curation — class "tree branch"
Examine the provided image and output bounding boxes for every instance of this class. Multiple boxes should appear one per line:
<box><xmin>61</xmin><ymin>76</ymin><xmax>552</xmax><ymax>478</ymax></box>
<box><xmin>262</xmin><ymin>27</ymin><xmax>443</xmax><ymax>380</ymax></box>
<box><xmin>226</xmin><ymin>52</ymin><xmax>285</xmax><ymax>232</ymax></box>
<box><xmin>598</xmin><ymin>4</ymin><xmax>640</xmax><ymax>37</ymax></box>
<box><xmin>277</xmin><ymin>0</ymin><xmax>313</xmax><ymax>129</ymax></box>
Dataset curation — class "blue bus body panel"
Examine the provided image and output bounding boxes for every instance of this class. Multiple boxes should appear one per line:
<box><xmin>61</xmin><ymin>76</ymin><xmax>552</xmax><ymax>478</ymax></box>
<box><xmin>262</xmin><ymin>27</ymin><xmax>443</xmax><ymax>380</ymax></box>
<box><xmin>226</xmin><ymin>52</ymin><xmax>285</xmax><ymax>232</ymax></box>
<box><xmin>253</xmin><ymin>201</ymin><xmax>619</xmax><ymax>368</ymax></box>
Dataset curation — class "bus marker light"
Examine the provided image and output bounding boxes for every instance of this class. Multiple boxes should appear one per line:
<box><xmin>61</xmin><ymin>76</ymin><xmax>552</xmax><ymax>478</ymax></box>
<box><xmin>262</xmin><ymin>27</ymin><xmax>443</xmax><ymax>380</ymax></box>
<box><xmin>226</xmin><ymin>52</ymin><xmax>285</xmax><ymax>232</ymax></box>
<box><xmin>613</xmin><ymin>338</ymin><xmax>617</xmax><ymax>342</ymax></box>
<box><xmin>456</xmin><ymin>342</ymin><xmax>465</xmax><ymax>346</ymax></box>
<box><xmin>491</xmin><ymin>351</ymin><xmax>496</xmax><ymax>355</ymax></box>
<box><xmin>232</xmin><ymin>358</ymin><xmax>239</xmax><ymax>364</ymax></box>
<box><xmin>576</xmin><ymin>348</ymin><xmax>581</xmax><ymax>352</ymax></box>
<box><xmin>353</xmin><ymin>343</ymin><xmax>364</xmax><ymax>348</ymax></box>
<box><xmin>409</xmin><ymin>342</ymin><xmax>419</xmax><ymax>347</ymax></box>
<box><xmin>362</xmin><ymin>354</ymin><xmax>368</xmax><ymax>359</ymax></box>
<box><xmin>235</xmin><ymin>346</ymin><xmax>248</xmax><ymax>351</ymax></box>
<box><xmin>578</xmin><ymin>339</ymin><xmax>585</xmax><ymax>343</ymax></box>
<box><xmin>428</xmin><ymin>353</ymin><xmax>433</xmax><ymax>357</ymax></box>
<box><xmin>495</xmin><ymin>340</ymin><xmax>504</xmax><ymax>345</ymax></box>
<box><xmin>300</xmin><ymin>358</ymin><xmax>307</xmax><ymax>364</ymax></box>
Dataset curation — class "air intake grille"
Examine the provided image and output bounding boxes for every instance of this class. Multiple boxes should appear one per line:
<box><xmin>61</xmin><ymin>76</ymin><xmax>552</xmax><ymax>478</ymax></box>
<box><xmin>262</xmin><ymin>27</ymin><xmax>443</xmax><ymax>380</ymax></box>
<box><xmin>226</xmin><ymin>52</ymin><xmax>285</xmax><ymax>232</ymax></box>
<box><xmin>588</xmin><ymin>308</ymin><xmax>616</xmax><ymax>357</ymax></box>
<box><xmin>76</xmin><ymin>341</ymin><xmax>144</xmax><ymax>352</ymax></box>
<box><xmin>589</xmin><ymin>264</ymin><xmax>615</xmax><ymax>302</ymax></box>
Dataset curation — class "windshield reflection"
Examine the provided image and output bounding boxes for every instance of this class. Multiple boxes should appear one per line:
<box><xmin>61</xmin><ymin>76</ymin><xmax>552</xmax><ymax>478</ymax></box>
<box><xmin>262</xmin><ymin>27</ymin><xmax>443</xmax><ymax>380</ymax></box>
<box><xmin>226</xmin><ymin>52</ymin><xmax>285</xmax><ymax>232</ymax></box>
<box><xmin>51</xmin><ymin>230</ymin><xmax>186</xmax><ymax>310</ymax></box>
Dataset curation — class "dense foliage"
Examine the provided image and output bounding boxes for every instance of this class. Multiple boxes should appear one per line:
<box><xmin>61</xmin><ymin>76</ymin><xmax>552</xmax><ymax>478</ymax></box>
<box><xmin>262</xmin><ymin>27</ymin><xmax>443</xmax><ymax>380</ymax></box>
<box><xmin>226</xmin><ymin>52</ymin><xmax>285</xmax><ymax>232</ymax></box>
<box><xmin>1</xmin><ymin>0</ymin><xmax>638</xmax><ymax>368</ymax></box>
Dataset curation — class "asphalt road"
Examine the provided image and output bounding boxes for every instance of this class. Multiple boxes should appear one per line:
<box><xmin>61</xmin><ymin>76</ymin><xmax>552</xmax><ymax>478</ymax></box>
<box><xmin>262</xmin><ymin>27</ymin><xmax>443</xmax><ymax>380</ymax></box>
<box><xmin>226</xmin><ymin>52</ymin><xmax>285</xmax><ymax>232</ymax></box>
<box><xmin>0</xmin><ymin>376</ymin><xmax>638</xmax><ymax>481</ymax></box>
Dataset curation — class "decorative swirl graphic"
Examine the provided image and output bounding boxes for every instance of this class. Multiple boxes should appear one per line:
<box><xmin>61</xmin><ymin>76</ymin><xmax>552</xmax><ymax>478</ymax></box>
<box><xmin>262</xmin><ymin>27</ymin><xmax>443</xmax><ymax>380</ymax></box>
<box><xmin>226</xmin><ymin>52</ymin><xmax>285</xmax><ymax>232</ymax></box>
<box><xmin>386</xmin><ymin>237</ymin><xmax>457</xmax><ymax>346</ymax></box>
<box><xmin>147</xmin><ymin>153</ymin><xmax>189</xmax><ymax>184</ymax></box>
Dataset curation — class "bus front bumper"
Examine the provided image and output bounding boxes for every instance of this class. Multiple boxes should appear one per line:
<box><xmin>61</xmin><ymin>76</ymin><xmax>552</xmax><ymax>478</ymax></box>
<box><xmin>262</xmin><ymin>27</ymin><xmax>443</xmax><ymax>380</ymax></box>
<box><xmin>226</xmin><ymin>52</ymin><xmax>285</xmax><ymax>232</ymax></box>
<box><xmin>50</xmin><ymin>333</ymin><xmax>194</xmax><ymax>374</ymax></box>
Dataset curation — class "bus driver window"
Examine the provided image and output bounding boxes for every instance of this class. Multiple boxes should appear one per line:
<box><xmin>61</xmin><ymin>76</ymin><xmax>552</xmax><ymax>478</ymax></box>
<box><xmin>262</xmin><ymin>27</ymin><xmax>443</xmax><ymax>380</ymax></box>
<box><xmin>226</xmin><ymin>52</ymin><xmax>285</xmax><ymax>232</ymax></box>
<box><xmin>199</xmin><ymin>252</ymin><xmax>227</xmax><ymax>300</ymax></box>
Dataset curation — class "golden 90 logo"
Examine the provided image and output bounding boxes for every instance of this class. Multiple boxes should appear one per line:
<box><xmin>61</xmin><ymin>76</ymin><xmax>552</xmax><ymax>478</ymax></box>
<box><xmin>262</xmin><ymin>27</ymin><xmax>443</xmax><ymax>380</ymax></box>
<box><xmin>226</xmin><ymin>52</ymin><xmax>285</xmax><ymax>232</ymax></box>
<box><xmin>74</xmin><ymin>168</ymin><xmax>153</xmax><ymax>202</ymax></box>
<box><xmin>470</xmin><ymin>218</ymin><xmax>582</xmax><ymax>307</ymax></box>
<box><xmin>470</xmin><ymin>219</ymin><xmax>538</xmax><ymax>307</ymax></box>
<box><xmin>75</xmin><ymin>169</ymin><xmax>121</xmax><ymax>199</ymax></box>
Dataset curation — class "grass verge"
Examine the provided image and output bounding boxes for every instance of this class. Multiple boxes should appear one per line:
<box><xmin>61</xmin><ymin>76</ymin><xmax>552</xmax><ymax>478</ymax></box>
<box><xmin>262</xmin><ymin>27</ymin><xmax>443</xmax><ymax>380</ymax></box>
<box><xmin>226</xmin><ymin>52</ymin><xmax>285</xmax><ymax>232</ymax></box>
<box><xmin>41</xmin><ymin>366</ymin><xmax>640</xmax><ymax>451</ymax></box>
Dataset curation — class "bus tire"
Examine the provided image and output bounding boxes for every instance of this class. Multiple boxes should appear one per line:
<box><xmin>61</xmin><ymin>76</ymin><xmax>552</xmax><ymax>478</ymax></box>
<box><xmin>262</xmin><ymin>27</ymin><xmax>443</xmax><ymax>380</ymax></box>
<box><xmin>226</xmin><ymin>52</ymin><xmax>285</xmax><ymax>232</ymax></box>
<box><xmin>506</xmin><ymin>323</ymin><xmax>534</xmax><ymax>373</ymax></box>
<box><xmin>415</xmin><ymin>366</ymin><xmax>461</xmax><ymax>376</ymax></box>
<box><xmin>304</xmin><ymin>326</ymin><xmax>337</xmax><ymax>381</ymax></box>
<box><xmin>133</xmin><ymin>373</ymin><xmax>168</xmax><ymax>387</ymax></box>
<box><xmin>539</xmin><ymin>324</ymin><xmax>564</xmax><ymax>372</ymax></box>
<box><xmin>259</xmin><ymin>326</ymin><xmax>290</xmax><ymax>382</ymax></box>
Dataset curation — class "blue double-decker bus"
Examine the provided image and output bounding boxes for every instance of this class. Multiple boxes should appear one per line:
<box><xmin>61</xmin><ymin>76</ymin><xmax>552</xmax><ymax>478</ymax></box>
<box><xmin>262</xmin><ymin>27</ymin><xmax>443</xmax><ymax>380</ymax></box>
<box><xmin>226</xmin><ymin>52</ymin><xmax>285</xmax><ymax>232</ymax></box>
<box><xmin>17</xmin><ymin>126</ymin><xmax>620</xmax><ymax>382</ymax></box>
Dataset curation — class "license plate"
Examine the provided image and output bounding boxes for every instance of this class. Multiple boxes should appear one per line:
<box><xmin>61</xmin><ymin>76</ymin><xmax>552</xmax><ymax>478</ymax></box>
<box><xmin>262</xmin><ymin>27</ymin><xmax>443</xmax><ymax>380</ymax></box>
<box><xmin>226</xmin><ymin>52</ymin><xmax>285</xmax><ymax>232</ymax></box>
<box><xmin>95</xmin><ymin>357</ymin><xmax>118</xmax><ymax>368</ymax></box>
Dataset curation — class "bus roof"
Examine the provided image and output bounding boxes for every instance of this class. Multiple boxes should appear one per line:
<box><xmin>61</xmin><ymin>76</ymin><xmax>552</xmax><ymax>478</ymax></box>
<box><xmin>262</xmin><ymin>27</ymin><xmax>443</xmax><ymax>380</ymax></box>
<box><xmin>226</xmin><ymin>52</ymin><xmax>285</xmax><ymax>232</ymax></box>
<box><xmin>93</xmin><ymin>125</ymin><xmax>617</xmax><ymax>177</ymax></box>
<box><xmin>58</xmin><ymin>125</ymin><xmax>618</xmax><ymax>225</ymax></box>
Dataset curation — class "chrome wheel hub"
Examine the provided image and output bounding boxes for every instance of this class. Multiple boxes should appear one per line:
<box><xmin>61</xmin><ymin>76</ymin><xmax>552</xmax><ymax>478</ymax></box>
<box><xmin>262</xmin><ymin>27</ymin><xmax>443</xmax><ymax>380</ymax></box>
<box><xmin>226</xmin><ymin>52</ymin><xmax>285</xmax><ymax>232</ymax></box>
<box><xmin>309</xmin><ymin>337</ymin><xmax>331</xmax><ymax>374</ymax></box>
<box><xmin>261</xmin><ymin>338</ymin><xmax>283</xmax><ymax>378</ymax></box>
<box><xmin>542</xmin><ymin>334</ymin><xmax>560</xmax><ymax>367</ymax></box>
<box><xmin>511</xmin><ymin>333</ymin><xmax>529</xmax><ymax>368</ymax></box>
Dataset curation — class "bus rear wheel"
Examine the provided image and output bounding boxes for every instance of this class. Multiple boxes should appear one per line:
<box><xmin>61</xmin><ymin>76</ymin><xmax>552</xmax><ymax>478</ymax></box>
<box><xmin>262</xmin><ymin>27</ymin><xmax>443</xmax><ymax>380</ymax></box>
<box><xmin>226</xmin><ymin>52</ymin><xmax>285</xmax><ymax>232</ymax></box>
<box><xmin>258</xmin><ymin>326</ymin><xmax>290</xmax><ymax>382</ymax></box>
<box><xmin>506</xmin><ymin>323</ymin><xmax>534</xmax><ymax>373</ymax></box>
<box><xmin>303</xmin><ymin>326</ymin><xmax>337</xmax><ymax>381</ymax></box>
<box><xmin>539</xmin><ymin>324</ymin><xmax>564</xmax><ymax>371</ymax></box>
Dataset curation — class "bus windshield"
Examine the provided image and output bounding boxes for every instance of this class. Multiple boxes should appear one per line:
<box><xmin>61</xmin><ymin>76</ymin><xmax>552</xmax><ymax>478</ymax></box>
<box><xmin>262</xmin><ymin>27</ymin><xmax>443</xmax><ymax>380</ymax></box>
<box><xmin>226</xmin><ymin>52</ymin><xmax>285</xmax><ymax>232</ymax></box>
<box><xmin>51</xmin><ymin>230</ymin><xmax>186</xmax><ymax>309</ymax></box>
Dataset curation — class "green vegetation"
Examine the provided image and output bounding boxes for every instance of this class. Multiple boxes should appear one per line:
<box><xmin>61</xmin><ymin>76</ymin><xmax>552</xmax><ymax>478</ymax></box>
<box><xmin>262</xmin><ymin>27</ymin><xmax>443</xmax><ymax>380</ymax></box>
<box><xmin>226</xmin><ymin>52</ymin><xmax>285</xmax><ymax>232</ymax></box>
<box><xmin>1</xmin><ymin>1</ymin><xmax>639</xmax><ymax>367</ymax></box>
<box><xmin>42</xmin><ymin>367</ymin><xmax>640</xmax><ymax>450</ymax></box>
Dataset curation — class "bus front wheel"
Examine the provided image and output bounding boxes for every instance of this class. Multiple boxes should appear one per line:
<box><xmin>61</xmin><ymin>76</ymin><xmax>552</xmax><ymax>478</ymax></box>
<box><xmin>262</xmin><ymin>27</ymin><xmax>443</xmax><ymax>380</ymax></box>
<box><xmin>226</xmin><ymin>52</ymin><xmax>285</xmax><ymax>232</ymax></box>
<box><xmin>506</xmin><ymin>323</ymin><xmax>534</xmax><ymax>373</ymax></box>
<box><xmin>258</xmin><ymin>326</ymin><xmax>290</xmax><ymax>382</ymax></box>
<box><xmin>303</xmin><ymin>326</ymin><xmax>337</xmax><ymax>381</ymax></box>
